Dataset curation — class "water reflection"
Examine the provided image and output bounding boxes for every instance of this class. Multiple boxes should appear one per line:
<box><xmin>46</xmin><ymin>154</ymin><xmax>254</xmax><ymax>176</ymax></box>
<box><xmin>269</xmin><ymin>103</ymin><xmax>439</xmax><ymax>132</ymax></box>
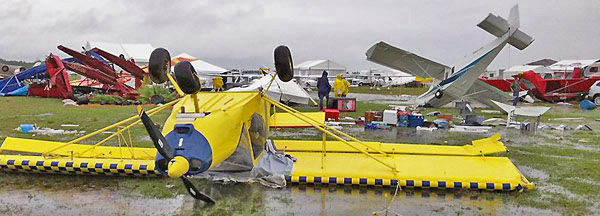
<box><xmin>265</xmin><ymin>184</ymin><xmax>507</xmax><ymax>215</ymax></box>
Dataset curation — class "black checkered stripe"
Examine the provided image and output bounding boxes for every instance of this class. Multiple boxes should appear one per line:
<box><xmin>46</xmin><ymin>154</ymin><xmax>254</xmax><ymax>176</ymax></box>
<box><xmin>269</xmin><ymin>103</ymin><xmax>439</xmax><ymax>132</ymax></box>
<box><xmin>285</xmin><ymin>176</ymin><xmax>524</xmax><ymax>191</ymax></box>
<box><xmin>0</xmin><ymin>158</ymin><xmax>159</xmax><ymax>177</ymax></box>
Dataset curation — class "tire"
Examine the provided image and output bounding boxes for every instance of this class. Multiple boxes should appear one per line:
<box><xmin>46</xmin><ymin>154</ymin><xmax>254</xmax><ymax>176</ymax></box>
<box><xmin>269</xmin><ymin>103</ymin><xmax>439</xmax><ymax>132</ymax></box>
<box><xmin>434</xmin><ymin>90</ymin><xmax>443</xmax><ymax>99</ymax></box>
<box><xmin>75</xmin><ymin>95</ymin><xmax>89</xmax><ymax>105</ymax></box>
<box><xmin>174</xmin><ymin>61</ymin><xmax>201</xmax><ymax>94</ymax></box>
<box><xmin>594</xmin><ymin>94</ymin><xmax>600</xmax><ymax>106</ymax></box>
<box><xmin>148</xmin><ymin>48</ymin><xmax>171</xmax><ymax>84</ymax></box>
<box><xmin>274</xmin><ymin>45</ymin><xmax>293</xmax><ymax>82</ymax></box>
<box><xmin>150</xmin><ymin>95</ymin><xmax>165</xmax><ymax>104</ymax></box>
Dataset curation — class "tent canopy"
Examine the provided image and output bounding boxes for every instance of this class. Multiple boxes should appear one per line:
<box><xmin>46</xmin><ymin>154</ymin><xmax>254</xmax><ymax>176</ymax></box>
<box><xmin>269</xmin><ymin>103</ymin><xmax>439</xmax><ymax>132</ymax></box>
<box><xmin>503</xmin><ymin>65</ymin><xmax>553</xmax><ymax>78</ymax></box>
<box><xmin>294</xmin><ymin>60</ymin><xmax>346</xmax><ymax>70</ymax></box>
<box><xmin>171</xmin><ymin>53</ymin><xmax>228</xmax><ymax>75</ymax></box>
<box><xmin>85</xmin><ymin>41</ymin><xmax>156</xmax><ymax>64</ymax></box>
<box><xmin>548</xmin><ymin>59</ymin><xmax>600</xmax><ymax>72</ymax></box>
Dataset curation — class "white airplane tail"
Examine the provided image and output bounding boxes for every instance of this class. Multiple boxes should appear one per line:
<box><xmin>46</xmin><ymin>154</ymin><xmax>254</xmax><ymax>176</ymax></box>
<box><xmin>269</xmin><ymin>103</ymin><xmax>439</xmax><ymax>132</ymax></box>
<box><xmin>477</xmin><ymin>4</ymin><xmax>533</xmax><ymax>50</ymax></box>
<box><xmin>508</xmin><ymin>4</ymin><xmax>520</xmax><ymax>30</ymax></box>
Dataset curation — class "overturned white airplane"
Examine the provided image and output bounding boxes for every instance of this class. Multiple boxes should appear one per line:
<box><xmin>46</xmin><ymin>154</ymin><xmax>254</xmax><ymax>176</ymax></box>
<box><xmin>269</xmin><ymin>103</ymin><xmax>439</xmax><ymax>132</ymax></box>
<box><xmin>366</xmin><ymin>5</ymin><xmax>534</xmax><ymax>108</ymax></box>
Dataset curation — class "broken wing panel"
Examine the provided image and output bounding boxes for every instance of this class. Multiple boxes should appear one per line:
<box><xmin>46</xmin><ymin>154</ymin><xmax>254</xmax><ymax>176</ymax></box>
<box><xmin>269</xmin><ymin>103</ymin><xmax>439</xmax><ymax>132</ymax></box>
<box><xmin>366</xmin><ymin>41</ymin><xmax>449</xmax><ymax>80</ymax></box>
<box><xmin>467</xmin><ymin>80</ymin><xmax>513</xmax><ymax>108</ymax></box>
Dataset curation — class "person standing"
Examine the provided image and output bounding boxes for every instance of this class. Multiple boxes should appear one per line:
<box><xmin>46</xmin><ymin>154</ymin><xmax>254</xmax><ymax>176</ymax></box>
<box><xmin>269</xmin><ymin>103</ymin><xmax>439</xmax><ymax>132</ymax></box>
<box><xmin>317</xmin><ymin>71</ymin><xmax>331</xmax><ymax>110</ymax></box>
<box><xmin>334</xmin><ymin>74</ymin><xmax>350</xmax><ymax>97</ymax></box>
<box><xmin>213</xmin><ymin>76</ymin><xmax>224</xmax><ymax>92</ymax></box>
<box><xmin>511</xmin><ymin>74</ymin><xmax>522</xmax><ymax>106</ymax></box>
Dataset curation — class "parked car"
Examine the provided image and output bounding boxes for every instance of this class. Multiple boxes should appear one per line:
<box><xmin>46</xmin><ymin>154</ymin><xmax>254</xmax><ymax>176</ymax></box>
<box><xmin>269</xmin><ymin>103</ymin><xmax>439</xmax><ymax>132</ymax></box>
<box><xmin>588</xmin><ymin>80</ymin><xmax>600</xmax><ymax>105</ymax></box>
<box><xmin>350</xmin><ymin>76</ymin><xmax>374</xmax><ymax>86</ymax></box>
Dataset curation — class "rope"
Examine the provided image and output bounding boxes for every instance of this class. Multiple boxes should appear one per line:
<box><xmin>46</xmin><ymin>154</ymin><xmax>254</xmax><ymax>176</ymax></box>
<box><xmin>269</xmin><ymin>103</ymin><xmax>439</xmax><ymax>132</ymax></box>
<box><xmin>371</xmin><ymin>183</ymin><xmax>401</xmax><ymax>215</ymax></box>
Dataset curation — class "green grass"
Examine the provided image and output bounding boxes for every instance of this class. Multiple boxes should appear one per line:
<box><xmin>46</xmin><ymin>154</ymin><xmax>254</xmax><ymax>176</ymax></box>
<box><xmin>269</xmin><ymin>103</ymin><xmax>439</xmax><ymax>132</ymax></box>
<box><xmin>0</xmin><ymin>97</ymin><xmax>171</xmax><ymax>147</ymax></box>
<box><xmin>348</xmin><ymin>86</ymin><xmax>428</xmax><ymax>95</ymax></box>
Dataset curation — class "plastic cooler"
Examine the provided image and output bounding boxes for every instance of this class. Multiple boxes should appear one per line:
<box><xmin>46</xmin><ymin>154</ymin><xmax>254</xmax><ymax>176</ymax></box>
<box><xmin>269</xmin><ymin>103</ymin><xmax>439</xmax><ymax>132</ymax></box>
<box><xmin>408</xmin><ymin>114</ymin><xmax>424</xmax><ymax>127</ymax></box>
<box><xmin>383</xmin><ymin>110</ymin><xmax>398</xmax><ymax>125</ymax></box>
<box><xmin>397</xmin><ymin>111</ymin><xmax>410</xmax><ymax>127</ymax></box>
<box><xmin>323</xmin><ymin>109</ymin><xmax>340</xmax><ymax>120</ymax></box>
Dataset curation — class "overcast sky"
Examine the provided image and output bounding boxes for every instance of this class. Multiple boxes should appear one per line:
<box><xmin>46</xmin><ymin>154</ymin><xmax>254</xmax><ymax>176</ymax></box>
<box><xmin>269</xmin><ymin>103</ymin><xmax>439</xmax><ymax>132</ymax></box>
<box><xmin>1</xmin><ymin>0</ymin><xmax>599</xmax><ymax>71</ymax></box>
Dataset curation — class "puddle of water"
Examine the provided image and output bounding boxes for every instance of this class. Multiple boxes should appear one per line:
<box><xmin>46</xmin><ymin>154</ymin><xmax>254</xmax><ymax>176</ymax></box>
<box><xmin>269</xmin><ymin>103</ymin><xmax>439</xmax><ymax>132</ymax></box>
<box><xmin>0</xmin><ymin>188</ymin><xmax>185</xmax><ymax>216</ymax></box>
<box><xmin>0</xmin><ymin>180</ymin><xmax>556</xmax><ymax>216</ymax></box>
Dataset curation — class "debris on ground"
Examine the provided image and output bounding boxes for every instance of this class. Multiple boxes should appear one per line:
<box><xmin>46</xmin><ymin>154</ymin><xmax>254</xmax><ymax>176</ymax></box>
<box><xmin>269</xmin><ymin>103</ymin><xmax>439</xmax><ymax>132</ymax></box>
<box><xmin>554</xmin><ymin>124</ymin><xmax>570</xmax><ymax>130</ymax></box>
<box><xmin>416</xmin><ymin>126</ymin><xmax>437</xmax><ymax>131</ymax></box>
<box><xmin>557</xmin><ymin>102</ymin><xmax>572</xmax><ymax>106</ymax></box>
<box><xmin>60</xmin><ymin>124</ymin><xmax>79</xmax><ymax>127</ymax></box>
<box><xmin>482</xmin><ymin>118</ymin><xmax>507</xmax><ymax>126</ymax></box>
<box><xmin>575</xmin><ymin>124</ymin><xmax>592</xmax><ymax>131</ymax></box>
<box><xmin>449</xmin><ymin>125</ymin><xmax>490</xmax><ymax>133</ymax></box>
<box><xmin>326</xmin><ymin>121</ymin><xmax>356</xmax><ymax>126</ymax></box>
<box><xmin>15</xmin><ymin>126</ymin><xmax>85</xmax><ymax>136</ymax></box>
<box><xmin>62</xmin><ymin>99</ymin><xmax>78</xmax><ymax>107</ymax></box>
<box><xmin>426</xmin><ymin>111</ymin><xmax>440</xmax><ymax>116</ymax></box>
<box><xmin>481</xmin><ymin>110</ymin><xmax>502</xmax><ymax>114</ymax></box>
<box><xmin>537</xmin><ymin>124</ymin><xmax>552</xmax><ymax>130</ymax></box>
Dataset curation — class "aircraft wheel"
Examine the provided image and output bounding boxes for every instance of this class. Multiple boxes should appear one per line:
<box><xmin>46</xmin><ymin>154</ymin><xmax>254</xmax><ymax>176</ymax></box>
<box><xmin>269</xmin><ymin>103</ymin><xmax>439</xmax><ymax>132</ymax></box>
<box><xmin>174</xmin><ymin>61</ymin><xmax>201</xmax><ymax>94</ymax></box>
<box><xmin>274</xmin><ymin>45</ymin><xmax>294</xmax><ymax>82</ymax></box>
<box><xmin>594</xmin><ymin>94</ymin><xmax>600</xmax><ymax>106</ymax></box>
<box><xmin>434</xmin><ymin>90</ymin><xmax>443</xmax><ymax>99</ymax></box>
<box><xmin>150</xmin><ymin>95</ymin><xmax>165</xmax><ymax>104</ymax></box>
<box><xmin>148</xmin><ymin>48</ymin><xmax>171</xmax><ymax>84</ymax></box>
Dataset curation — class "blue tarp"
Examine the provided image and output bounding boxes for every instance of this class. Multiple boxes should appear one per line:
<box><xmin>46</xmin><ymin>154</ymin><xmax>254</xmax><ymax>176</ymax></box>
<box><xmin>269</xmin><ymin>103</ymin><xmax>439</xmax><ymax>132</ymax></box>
<box><xmin>0</xmin><ymin>64</ymin><xmax>47</xmax><ymax>94</ymax></box>
<box><xmin>6</xmin><ymin>85</ymin><xmax>28</xmax><ymax>96</ymax></box>
<box><xmin>0</xmin><ymin>57</ymin><xmax>78</xmax><ymax>95</ymax></box>
<box><xmin>580</xmin><ymin>99</ymin><xmax>597</xmax><ymax>110</ymax></box>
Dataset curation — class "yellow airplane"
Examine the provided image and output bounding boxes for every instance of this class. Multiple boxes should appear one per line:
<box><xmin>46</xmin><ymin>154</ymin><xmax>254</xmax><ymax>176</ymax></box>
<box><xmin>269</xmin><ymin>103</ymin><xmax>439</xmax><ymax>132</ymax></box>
<box><xmin>0</xmin><ymin>46</ymin><xmax>534</xmax><ymax>204</ymax></box>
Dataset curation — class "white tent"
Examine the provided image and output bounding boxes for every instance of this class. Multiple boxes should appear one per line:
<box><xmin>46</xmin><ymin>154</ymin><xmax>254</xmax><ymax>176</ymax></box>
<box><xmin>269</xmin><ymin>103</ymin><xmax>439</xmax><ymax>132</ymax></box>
<box><xmin>548</xmin><ymin>59</ymin><xmax>600</xmax><ymax>74</ymax></box>
<box><xmin>85</xmin><ymin>41</ymin><xmax>156</xmax><ymax>66</ymax></box>
<box><xmin>172</xmin><ymin>53</ymin><xmax>228</xmax><ymax>75</ymax></box>
<box><xmin>228</xmin><ymin>74</ymin><xmax>316</xmax><ymax>105</ymax></box>
<box><xmin>502</xmin><ymin>65</ymin><xmax>554</xmax><ymax>78</ymax></box>
<box><xmin>294</xmin><ymin>60</ymin><xmax>346</xmax><ymax>77</ymax></box>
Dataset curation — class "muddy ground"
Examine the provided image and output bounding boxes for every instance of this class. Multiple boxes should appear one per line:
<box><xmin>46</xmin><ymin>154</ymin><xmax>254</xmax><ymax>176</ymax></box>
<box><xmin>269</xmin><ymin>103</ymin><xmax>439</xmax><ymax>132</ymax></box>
<box><xmin>0</xmin><ymin>96</ymin><xmax>599</xmax><ymax>215</ymax></box>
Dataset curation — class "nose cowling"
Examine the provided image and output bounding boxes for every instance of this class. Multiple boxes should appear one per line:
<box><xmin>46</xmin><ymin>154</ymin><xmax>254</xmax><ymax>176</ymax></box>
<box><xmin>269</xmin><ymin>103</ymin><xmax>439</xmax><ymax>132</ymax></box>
<box><xmin>155</xmin><ymin>124</ymin><xmax>213</xmax><ymax>176</ymax></box>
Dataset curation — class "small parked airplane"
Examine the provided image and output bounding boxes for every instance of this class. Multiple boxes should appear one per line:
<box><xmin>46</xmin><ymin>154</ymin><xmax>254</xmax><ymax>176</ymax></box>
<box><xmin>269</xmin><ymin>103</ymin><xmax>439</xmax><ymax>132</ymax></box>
<box><xmin>366</xmin><ymin>5</ymin><xmax>534</xmax><ymax>108</ymax></box>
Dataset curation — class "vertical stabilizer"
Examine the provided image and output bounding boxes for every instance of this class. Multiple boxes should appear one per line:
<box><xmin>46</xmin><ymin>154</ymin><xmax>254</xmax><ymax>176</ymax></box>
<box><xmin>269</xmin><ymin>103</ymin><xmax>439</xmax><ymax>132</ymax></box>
<box><xmin>508</xmin><ymin>4</ymin><xmax>520</xmax><ymax>30</ymax></box>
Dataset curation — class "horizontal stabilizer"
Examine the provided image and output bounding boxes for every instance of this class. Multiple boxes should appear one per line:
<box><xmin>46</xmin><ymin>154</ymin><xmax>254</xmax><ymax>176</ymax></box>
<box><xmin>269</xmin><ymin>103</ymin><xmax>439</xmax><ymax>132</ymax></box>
<box><xmin>509</xmin><ymin>29</ymin><xmax>534</xmax><ymax>50</ymax></box>
<box><xmin>477</xmin><ymin>7</ymin><xmax>534</xmax><ymax>50</ymax></box>
<box><xmin>366</xmin><ymin>42</ymin><xmax>449</xmax><ymax>80</ymax></box>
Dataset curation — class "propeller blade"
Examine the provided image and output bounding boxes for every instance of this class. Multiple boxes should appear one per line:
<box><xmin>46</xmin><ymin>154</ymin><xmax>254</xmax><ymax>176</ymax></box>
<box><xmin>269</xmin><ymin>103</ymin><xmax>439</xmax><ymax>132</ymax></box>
<box><xmin>139</xmin><ymin>110</ymin><xmax>174</xmax><ymax>160</ymax></box>
<box><xmin>181</xmin><ymin>176</ymin><xmax>216</xmax><ymax>204</ymax></box>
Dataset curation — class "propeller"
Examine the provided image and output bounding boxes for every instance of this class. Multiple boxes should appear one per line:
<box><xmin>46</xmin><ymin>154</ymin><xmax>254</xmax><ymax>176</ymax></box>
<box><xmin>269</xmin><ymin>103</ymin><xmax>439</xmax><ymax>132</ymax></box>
<box><xmin>138</xmin><ymin>107</ymin><xmax>216</xmax><ymax>204</ymax></box>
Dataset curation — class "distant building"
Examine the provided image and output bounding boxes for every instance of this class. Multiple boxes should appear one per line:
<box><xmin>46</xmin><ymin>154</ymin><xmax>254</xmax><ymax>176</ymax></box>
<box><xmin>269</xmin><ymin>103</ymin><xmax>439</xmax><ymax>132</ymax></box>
<box><xmin>294</xmin><ymin>60</ymin><xmax>346</xmax><ymax>77</ymax></box>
